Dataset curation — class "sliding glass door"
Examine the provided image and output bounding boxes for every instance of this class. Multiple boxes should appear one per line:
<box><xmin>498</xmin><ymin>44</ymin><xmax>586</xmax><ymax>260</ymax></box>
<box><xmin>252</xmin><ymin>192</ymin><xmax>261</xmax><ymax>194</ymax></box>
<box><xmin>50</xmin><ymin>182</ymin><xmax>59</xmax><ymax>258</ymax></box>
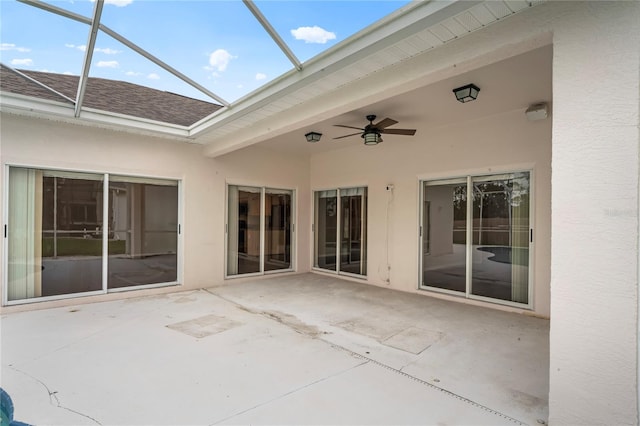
<box><xmin>107</xmin><ymin>177</ymin><xmax>179</xmax><ymax>289</ymax></box>
<box><xmin>314</xmin><ymin>190</ymin><xmax>337</xmax><ymax>271</ymax></box>
<box><xmin>6</xmin><ymin>167</ymin><xmax>180</xmax><ymax>303</ymax></box>
<box><xmin>314</xmin><ymin>187</ymin><xmax>367</xmax><ymax>276</ymax></box>
<box><xmin>421</xmin><ymin>179</ymin><xmax>467</xmax><ymax>293</ymax></box>
<box><xmin>264</xmin><ymin>189</ymin><xmax>293</xmax><ymax>272</ymax></box>
<box><xmin>226</xmin><ymin>185</ymin><xmax>293</xmax><ymax>277</ymax></box>
<box><xmin>470</xmin><ymin>174</ymin><xmax>530</xmax><ymax>303</ymax></box>
<box><xmin>8</xmin><ymin>168</ymin><xmax>105</xmax><ymax>301</ymax></box>
<box><xmin>420</xmin><ymin>172</ymin><xmax>531</xmax><ymax>307</ymax></box>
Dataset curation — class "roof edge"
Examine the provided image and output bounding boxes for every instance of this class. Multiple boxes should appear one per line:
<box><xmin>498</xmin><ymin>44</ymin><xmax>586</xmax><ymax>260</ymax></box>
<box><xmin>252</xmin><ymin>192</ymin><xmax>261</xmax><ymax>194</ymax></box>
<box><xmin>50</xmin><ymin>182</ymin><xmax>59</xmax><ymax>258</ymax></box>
<box><xmin>1</xmin><ymin>91</ymin><xmax>194</xmax><ymax>141</ymax></box>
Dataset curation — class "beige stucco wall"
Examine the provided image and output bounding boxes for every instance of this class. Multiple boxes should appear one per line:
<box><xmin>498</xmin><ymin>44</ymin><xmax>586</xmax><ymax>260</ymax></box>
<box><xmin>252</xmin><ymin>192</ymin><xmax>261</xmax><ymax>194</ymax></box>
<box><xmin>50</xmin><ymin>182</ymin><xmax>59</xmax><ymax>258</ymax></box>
<box><xmin>310</xmin><ymin>107</ymin><xmax>552</xmax><ymax>318</ymax></box>
<box><xmin>548</xmin><ymin>2</ymin><xmax>640</xmax><ymax>425</ymax></box>
<box><xmin>0</xmin><ymin>114</ymin><xmax>310</xmax><ymax>312</ymax></box>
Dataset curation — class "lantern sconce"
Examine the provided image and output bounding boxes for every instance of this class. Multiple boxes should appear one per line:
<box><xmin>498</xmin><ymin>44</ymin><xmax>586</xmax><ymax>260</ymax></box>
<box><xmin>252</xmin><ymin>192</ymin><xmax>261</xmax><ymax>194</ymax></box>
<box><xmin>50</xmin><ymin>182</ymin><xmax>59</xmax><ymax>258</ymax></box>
<box><xmin>453</xmin><ymin>83</ymin><xmax>480</xmax><ymax>103</ymax></box>
<box><xmin>305</xmin><ymin>131</ymin><xmax>322</xmax><ymax>143</ymax></box>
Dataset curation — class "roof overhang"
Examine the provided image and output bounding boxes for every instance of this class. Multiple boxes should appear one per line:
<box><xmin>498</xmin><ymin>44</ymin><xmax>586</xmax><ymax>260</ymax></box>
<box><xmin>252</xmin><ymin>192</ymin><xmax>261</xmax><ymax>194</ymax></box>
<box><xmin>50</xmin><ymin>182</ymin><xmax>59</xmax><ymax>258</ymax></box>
<box><xmin>0</xmin><ymin>0</ymin><xmax>545</xmax><ymax>151</ymax></box>
<box><xmin>0</xmin><ymin>91</ymin><xmax>194</xmax><ymax>141</ymax></box>
<box><xmin>194</xmin><ymin>0</ymin><xmax>544</xmax><ymax>157</ymax></box>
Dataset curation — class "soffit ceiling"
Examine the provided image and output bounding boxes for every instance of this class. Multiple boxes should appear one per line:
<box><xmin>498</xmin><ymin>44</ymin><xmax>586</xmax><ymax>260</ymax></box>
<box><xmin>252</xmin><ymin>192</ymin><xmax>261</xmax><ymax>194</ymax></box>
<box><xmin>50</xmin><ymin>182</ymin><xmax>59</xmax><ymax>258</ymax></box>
<box><xmin>250</xmin><ymin>44</ymin><xmax>552</xmax><ymax>156</ymax></box>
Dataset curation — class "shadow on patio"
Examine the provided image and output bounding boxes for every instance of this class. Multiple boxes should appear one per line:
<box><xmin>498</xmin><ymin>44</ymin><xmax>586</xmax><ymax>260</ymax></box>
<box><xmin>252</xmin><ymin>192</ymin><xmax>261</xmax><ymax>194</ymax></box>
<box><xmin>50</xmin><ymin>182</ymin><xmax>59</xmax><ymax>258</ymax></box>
<box><xmin>1</xmin><ymin>273</ymin><xmax>549</xmax><ymax>425</ymax></box>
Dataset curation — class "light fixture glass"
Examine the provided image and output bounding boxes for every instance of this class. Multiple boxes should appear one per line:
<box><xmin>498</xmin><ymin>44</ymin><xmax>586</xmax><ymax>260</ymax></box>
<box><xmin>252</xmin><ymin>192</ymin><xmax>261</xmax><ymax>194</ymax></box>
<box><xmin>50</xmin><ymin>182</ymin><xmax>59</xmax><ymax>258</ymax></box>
<box><xmin>305</xmin><ymin>131</ymin><xmax>322</xmax><ymax>142</ymax></box>
<box><xmin>363</xmin><ymin>131</ymin><xmax>382</xmax><ymax>145</ymax></box>
<box><xmin>453</xmin><ymin>84</ymin><xmax>480</xmax><ymax>103</ymax></box>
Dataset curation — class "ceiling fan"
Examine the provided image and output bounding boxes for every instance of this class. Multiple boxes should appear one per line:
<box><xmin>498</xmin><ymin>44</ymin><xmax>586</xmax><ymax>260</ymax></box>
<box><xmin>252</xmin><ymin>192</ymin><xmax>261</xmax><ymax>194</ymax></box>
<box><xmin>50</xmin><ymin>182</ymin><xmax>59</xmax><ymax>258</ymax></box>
<box><xmin>333</xmin><ymin>114</ymin><xmax>416</xmax><ymax>145</ymax></box>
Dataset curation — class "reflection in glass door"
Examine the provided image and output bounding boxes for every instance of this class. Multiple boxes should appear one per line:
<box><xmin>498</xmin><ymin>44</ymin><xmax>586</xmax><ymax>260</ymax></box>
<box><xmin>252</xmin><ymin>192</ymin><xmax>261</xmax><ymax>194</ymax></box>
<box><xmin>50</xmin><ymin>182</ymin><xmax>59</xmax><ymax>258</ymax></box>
<box><xmin>6</xmin><ymin>167</ymin><xmax>180</xmax><ymax>304</ymax></box>
<box><xmin>227</xmin><ymin>185</ymin><xmax>294</xmax><ymax>276</ymax></box>
<box><xmin>314</xmin><ymin>190</ymin><xmax>337</xmax><ymax>271</ymax></box>
<box><xmin>420</xmin><ymin>172</ymin><xmax>531</xmax><ymax>306</ymax></box>
<box><xmin>227</xmin><ymin>186</ymin><xmax>261</xmax><ymax>275</ymax></box>
<box><xmin>340</xmin><ymin>188</ymin><xmax>367</xmax><ymax>275</ymax></box>
<box><xmin>314</xmin><ymin>187</ymin><xmax>367</xmax><ymax>276</ymax></box>
<box><xmin>421</xmin><ymin>180</ymin><xmax>467</xmax><ymax>293</ymax></box>
<box><xmin>470</xmin><ymin>174</ymin><xmax>530</xmax><ymax>303</ymax></box>
<box><xmin>264</xmin><ymin>189</ymin><xmax>292</xmax><ymax>272</ymax></box>
<box><xmin>7</xmin><ymin>169</ymin><xmax>106</xmax><ymax>300</ymax></box>
<box><xmin>107</xmin><ymin>177</ymin><xmax>179</xmax><ymax>289</ymax></box>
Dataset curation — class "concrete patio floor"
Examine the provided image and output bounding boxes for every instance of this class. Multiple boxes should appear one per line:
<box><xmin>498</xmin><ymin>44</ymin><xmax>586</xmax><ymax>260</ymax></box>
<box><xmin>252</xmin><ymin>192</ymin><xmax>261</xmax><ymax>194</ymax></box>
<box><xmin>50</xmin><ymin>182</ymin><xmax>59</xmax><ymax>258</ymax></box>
<box><xmin>1</xmin><ymin>273</ymin><xmax>549</xmax><ymax>425</ymax></box>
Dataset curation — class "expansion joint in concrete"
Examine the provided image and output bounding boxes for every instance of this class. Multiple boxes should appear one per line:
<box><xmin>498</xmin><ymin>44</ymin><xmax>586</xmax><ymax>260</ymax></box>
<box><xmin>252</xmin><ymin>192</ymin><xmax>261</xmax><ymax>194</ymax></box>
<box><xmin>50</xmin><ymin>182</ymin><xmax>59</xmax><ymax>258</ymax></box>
<box><xmin>324</xmin><ymin>343</ymin><xmax>527</xmax><ymax>425</ymax></box>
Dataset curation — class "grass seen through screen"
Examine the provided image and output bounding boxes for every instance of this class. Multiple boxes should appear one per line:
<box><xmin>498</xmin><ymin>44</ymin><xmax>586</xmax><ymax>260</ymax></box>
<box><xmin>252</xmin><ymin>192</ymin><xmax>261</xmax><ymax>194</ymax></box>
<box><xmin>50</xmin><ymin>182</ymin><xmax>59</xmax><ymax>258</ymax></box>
<box><xmin>42</xmin><ymin>238</ymin><xmax>126</xmax><ymax>257</ymax></box>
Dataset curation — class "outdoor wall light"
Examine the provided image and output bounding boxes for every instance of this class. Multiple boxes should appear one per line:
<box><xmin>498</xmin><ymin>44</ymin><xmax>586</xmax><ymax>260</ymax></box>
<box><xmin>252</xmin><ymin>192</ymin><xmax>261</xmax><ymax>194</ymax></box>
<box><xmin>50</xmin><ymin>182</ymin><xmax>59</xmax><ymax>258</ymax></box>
<box><xmin>305</xmin><ymin>131</ymin><xmax>322</xmax><ymax>142</ymax></box>
<box><xmin>363</xmin><ymin>130</ymin><xmax>382</xmax><ymax>145</ymax></box>
<box><xmin>525</xmin><ymin>102</ymin><xmax>549</xmax><ymax>121</ymax></box>
<box><xmin>453</xmin><ymin>83</ymin><xmax>480</xmax><ymax>103</ymax></box>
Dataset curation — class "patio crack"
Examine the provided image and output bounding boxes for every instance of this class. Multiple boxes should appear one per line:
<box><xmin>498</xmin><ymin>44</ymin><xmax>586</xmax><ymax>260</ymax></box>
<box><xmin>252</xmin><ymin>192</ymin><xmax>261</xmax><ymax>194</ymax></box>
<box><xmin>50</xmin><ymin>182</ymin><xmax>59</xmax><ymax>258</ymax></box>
<box><xmin>8</xmin><ymin>365</ymin><xmax>103</xmax><ymax>425</ymax></box>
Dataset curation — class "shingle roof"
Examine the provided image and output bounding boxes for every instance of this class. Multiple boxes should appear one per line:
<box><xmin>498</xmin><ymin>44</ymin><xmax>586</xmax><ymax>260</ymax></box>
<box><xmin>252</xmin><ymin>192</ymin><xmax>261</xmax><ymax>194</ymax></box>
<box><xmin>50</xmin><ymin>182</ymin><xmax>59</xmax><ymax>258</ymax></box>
<box><xmin>0</xmin><ymin>65</ymin><xmax>222</xmax><ymax>127</ymax></box>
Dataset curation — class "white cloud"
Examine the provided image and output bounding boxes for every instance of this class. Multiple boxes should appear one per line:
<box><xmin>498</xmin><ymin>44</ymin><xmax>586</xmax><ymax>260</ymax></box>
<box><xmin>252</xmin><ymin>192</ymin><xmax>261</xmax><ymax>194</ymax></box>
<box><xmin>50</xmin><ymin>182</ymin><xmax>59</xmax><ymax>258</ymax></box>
<box><xmin>11</xmin><ymin>58</ymin><xmax>33</xmax><ymax>66</ymax></box>
<box><xmin>95</xmin><ymin>47</ymin><xmax>120</xmax><ymax>55</ymax></box>
<box><xmin>147</xmin><ymin>73</ymin><xmax>160</xmax><ymax>80</ymax></box>
<box><xmin>255</xmin><ymin>73</ymin><xmax>267</xmax><ymax>81</ymax></box>
<box><xmin>1</xmin><ymin>43</ymin><xmax>30</xmax><ymax>52</ymax></box>
<box><xmin>66</xmin><ymin>44</ymin><xmax>120</xmax><ymax>54</ymax></box>
<box><xmin>125</xmin><ymin>71</ymin><xmax>142</xmax><ymax>76</ymax></box>
<box><xmin>291</xmin><ymin>26</ymin><xmax>336</xmax><ymax>44</ymax></box>
<box><xmin>65</xmin><ymin>44</ymin><xmax>87</xmax><ymax>52</ymax></box>
<box><xmin>97</xmin><ymin>60</ymin><xmax>119</xmax><ymax>68</ymax></box>
<box><xmin>208</xmin><ymin>49</ymin><xmax>235</xmax><ymax>72</ymax></box>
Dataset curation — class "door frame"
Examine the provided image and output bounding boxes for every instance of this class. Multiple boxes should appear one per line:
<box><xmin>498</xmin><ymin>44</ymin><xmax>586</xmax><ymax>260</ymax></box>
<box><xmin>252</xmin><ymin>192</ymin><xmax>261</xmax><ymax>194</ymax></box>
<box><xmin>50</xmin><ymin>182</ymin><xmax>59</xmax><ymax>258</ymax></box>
<box><xmin>418</xmin><ymin>169</ymin><xmax>534</xmax><ymax>309</ymax></box>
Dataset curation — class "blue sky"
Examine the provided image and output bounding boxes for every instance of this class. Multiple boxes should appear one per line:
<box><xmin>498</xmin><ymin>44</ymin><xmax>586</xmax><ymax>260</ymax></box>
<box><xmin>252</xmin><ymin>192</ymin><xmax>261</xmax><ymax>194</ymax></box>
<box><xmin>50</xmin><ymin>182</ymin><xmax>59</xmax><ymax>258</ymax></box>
<box><xmin>0</xmin><ymin>0</ymin><xmax>411</xmax><ymax>103</ymax></box>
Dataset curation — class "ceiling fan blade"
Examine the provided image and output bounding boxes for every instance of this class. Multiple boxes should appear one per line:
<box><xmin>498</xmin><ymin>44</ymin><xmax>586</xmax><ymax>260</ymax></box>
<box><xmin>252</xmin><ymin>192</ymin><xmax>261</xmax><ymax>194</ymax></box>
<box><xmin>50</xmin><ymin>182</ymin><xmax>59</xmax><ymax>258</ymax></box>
<box><xmin>380</xmin><ymin>128</ymin><xmax>416</xmax><ymax>136</ymax></box>
<box><xmin>334</xmin><ymin>124</ymin><xmax>364</xmax><ymax>131</ymax></box>
<box><xmin>374</xmin><ymin>118</ymin><xmax>398</xmax><ymax>129</ymax></box>
<box><xmin>333</xmin><ymin>132</ymin><xmax>362</xmax><ymax>140</ymax></box>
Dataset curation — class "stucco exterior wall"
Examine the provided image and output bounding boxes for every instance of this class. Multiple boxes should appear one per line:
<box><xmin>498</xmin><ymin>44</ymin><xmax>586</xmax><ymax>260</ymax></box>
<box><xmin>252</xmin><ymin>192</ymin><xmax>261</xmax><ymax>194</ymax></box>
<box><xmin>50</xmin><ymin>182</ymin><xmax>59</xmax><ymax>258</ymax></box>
<box><xmin>548</xmin><ymin>2</ymin><xmax>640</xmax><ymax>425</ymax></box>
<box><xmin>0</xmin><ymin>114</ymin><xmax>310</xmax><ymax>312</ymax></box>
<box><xmin>310</xmin><ymin>107</ymin><xmax>552</xmax><ymax>317</ymax></box>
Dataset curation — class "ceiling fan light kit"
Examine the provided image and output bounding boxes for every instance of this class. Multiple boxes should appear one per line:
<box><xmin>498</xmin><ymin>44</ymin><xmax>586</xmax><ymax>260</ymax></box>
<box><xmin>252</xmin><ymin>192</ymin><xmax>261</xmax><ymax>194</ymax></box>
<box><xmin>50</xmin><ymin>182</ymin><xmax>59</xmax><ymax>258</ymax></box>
<box><xmin>453</xmin><ymin>83</ymin><xmax>480</xmax><ymax>103</ymax></box>
<box><xmin>333</xmin><ymin>114</ymin><xmax>416</xmax><ymax>146</ymax></box>
<box><xmin>363</xmin><ymin>131</ymin><xmax>382</xmax><ymax>145</ymax></box>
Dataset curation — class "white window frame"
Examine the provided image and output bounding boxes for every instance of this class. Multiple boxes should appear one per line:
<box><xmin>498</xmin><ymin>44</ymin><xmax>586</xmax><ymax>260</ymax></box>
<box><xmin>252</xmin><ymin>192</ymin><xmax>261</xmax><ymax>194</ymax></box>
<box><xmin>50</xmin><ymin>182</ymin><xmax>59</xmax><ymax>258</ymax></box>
<box><xmin>418</xmin><ymin>170</ymin><xmax>534</xmax><ymax>310</ymax></box>
<box><xmin>224</xmin><ymin>183</ymin><xmax>296</xmax><ymax>279</ymax></box>
<box><xmin>2</xmin><ymin>164</ymin><xmax>183</xmax><ymax>306</ymax></box>
<box><xmin>312</xmin><ymin>186</ymin><xmax>368</xmax><ymax>279</ymax></box>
